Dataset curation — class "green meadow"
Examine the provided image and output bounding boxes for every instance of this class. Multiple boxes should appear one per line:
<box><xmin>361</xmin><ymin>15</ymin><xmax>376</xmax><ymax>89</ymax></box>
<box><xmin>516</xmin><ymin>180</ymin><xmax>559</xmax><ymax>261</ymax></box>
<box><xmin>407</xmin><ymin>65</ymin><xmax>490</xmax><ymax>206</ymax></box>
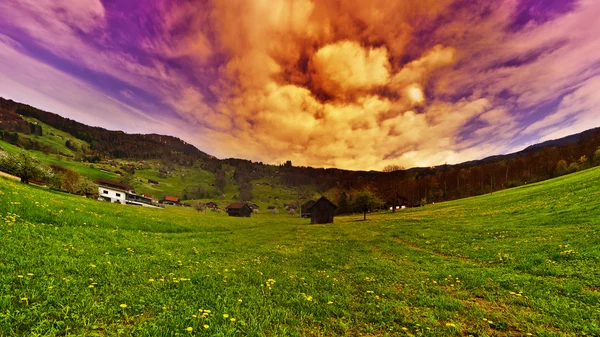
<box><xmin>1</xmin><ymin>166</ymin><xmax>599</xmax><ymax>336</ymax></box>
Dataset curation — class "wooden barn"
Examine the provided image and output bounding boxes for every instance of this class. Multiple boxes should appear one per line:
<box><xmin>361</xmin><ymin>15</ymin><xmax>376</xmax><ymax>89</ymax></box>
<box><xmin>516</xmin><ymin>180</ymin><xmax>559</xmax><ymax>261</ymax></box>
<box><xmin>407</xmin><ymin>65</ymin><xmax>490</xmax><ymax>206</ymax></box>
<box><xmin>226</xmin><ymin>202</ymin><xmax>252</xmax><ymax>217</ymax></box>
<box><xmin>301</xmin><ymin>200</ymin><xmax>316</xmax><ymax>218</ymax></box>
<box><xmin>305</xmin><ymin>197</ymin><xmax>338</xmax><ymax>224</ymax></box>
<box><xmin>205</xmin><ymin>202</ymin><xmax>219</xmax><ymax>210</ymax></box>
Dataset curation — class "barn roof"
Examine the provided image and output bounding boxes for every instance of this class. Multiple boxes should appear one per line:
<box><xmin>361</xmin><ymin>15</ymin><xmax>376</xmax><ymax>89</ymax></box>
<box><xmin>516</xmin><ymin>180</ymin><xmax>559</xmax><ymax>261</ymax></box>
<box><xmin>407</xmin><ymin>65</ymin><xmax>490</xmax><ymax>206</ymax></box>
<box><xmin>95</xmin><ymin>178</ymin><xmax>133</xmax><ymax>192</ymax></box>
<box><xmin>306</xmin><ymin>196</ymin><xmax>338</xmax><ymax>211</ymax></box>
<box><xmin>226</xmin><ymin>202</ymin><xmax>248</xmax><ymax>209</ymax></box>
<box><xmin>302</xmin><ymin>200</ymin><xmax>316</xmax><ymax>209</ymax></box>
<box><xmin>164</xmin><ymin>195</ymin><xmax>179</xmax><ymax>202</ymax></box>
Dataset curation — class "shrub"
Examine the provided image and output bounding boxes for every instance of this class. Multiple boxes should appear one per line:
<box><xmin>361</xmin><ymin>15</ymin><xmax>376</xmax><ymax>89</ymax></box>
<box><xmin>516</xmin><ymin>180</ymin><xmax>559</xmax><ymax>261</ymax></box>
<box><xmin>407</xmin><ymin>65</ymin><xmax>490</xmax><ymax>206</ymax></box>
<box><xmin>0</xmin><ymin>150</ymin><xmax>53</xmax><ymax>184</ymax></box>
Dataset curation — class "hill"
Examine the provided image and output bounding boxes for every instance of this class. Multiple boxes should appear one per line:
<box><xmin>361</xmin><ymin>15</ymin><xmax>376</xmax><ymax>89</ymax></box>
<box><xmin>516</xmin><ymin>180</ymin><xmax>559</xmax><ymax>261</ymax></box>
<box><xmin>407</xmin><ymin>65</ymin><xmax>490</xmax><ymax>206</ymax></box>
<box><xmin>2</xmin><ymin>96</ymin><xmax>600</xmax><ymax>210</ymax></box>
<box><xmin>1</xmin><ymin>163</ymin><xmax>599</xmax><ymax>335</ymax></box>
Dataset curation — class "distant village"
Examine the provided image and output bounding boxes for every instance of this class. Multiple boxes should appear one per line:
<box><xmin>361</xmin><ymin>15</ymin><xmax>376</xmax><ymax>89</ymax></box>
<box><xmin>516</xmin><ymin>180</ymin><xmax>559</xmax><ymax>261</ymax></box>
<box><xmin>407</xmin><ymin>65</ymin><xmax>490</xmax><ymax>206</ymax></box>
<box><xmin>95</xmin><ymin>177</ymin><xmax>339</xmax><ymax>224</ymax></box>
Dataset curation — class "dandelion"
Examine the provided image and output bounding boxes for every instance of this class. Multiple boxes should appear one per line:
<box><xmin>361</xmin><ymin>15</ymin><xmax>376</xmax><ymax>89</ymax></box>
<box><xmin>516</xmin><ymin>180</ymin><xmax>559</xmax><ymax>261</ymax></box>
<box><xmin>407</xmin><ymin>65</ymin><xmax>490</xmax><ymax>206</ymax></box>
<box><xmin>185</xmin><ymin>327</ymin><xmax>193</xmax><ymax>332</ymax></box>
<box><xmin>445</xmin><ymin>323</ymin><xmax>456</xmax><ymax>327</ymax></box>
<box><xmin>402</xmin><ymin>327</ymin><xmax>408</xmax><ymax>331</ymax></box>
<box><xmin>17</xmin><ymin>275</ymin><xmax>23</xmax><ymax>278</ymax></box>
<box><xmin>327</xmin><ymin>301</ymin><xmax>333</xmax><ymax>305</ymax></box>
<box><xmin>149</xmin><ymin>279</ymin><xmax>155</xmax><ymax>282</ymax></box>
<box><xmin>238</xmin><ymin>299</ymin><xmax>243</xmax><ymax>303</ymax></box>
<box><xmin>88</xmin><ymin>285</ymin><xmax>94</xmax><ymax>288</ymax></box>
<box><xmin>223</xmin><ymin>314</ymin><xmax>229</xmax><ymax>318</ymax></box>
<box><xmin>120</xmin><ymin>304</ymin><xmax>127</xmax><ymax>308</ymax></box>
<box><xmin>203</xmin><ymin>324</ymin><xmax>209</xmax><ymax>329</ymax></box>
<box><xmin>306</xmin><ymin>296</ymin><xmax>313</xmax><ymax>301</ymax></box>
<box><xmin>27</xmin><ymin>273</ymin><xmax>33</xmax><ymax>276</ymax></box>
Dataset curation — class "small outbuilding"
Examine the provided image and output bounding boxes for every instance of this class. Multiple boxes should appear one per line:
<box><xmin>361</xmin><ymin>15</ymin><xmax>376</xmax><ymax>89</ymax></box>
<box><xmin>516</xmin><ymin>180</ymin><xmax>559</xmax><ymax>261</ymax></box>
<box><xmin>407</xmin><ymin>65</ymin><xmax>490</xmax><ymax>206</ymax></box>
<box><xmin>226</xmin><ymin>202</ymin><xmax>252</xmax><ymax>217</ymax></box>
<box><xmin>205</xmin><ymin>202</ymin><xmax>219</xmax><ymax>210</ymax></box>
<box><xmin>305</xmin><ymin>196</ymin><xmax>338</xmax><ymax>224</ymax></box>
<box><xmin>301</xmin><ymin>200</ymin><xmax>316</xmax><ymax>218</ymax></box>
<box><xmin>161</xmin><ymin>195</ymin><xmax>180</xmax><ymax>206</ymax></box>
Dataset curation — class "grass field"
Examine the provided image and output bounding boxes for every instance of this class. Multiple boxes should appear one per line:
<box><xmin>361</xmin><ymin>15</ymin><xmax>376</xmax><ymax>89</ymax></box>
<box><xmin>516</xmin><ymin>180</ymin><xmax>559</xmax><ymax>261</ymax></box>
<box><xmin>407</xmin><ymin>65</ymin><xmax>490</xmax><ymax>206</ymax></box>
<box><xmin>1</xmin><ymin>166</ymin><xmax>599</xmax><ymax>336</ymax></box>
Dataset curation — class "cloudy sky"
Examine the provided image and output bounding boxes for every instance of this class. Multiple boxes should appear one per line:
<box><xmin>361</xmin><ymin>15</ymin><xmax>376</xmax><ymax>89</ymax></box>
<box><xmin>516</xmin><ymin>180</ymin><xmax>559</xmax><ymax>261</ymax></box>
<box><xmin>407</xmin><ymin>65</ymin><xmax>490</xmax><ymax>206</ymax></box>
<box><xmin>0</xmin><ymin>0</ymin><xmax>599</xmax><ymax>170</ymax></box>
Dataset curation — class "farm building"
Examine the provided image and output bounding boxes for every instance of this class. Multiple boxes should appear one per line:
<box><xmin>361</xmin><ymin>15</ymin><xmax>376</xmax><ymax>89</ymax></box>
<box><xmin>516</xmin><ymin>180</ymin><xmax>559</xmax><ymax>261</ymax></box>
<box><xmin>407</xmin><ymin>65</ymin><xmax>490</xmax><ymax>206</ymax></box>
<box><xmin>226</xmin><ymin>203</ymin><xmax>252</xmax><ymax>217</ymax></box>
<box><xmin>95</xmin><ymin>179</ymin><xmax>158</xmax><ymax>208</ymax></box>
<box><xmin>249</xmin><ymin>203</ymin><xmax>260</xmax><ymax>211</ymax></box>
<box><xmin>301</xmin><ymin>200</ymin><xmax>316</xmax><ymax>218</ymax></box>
<box><xmin>305</xmin><ymin>197</ymin><xmax>338</xmax><ymax>224</ymax></box>
<box><xmin>205</xmin><ymin>202</ymin><xmax>219</xmax><ymax>209</ymax></box>
<box><xmin>161</xmin><ymin>195</ymin><xmax>180</xmax><ymax>206</ymax></box>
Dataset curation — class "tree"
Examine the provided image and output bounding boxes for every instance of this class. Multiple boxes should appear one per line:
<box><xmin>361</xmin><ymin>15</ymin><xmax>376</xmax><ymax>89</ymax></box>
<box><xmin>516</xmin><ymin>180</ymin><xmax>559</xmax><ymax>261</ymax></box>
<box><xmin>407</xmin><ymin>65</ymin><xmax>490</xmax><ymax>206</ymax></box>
<box><xmin>62</xmin><ymin>169</ymin><xmax>82</xmax><ymax>194</ymax></box>
<box><xmin>594</xmin><ymin>148</ymin><xmax>600</xmax><ymax>166</ymax></box>
<box><xmin>353</xmin><ymin>189</ymin><xmax>383</xmax><ymax>220</ymax></box>
<box><xmin>0</xmin><ymin>150</ymin><xmax>51</xmax><ymax>184</ymax></box>
<box><xmin>78</xmin><ymin>176</ymin><xmax>98</xmax><ymax>197</ymax></box>
<box><xmin>215</xmin><ymin>169</ymin><xmax>227</xmax><ymax>193</ymax></box>
<box><xmin>337</xmin><ymin>192</ymin><xmax>350</xmax><ymax>215</ymax></box>
<box><xmin>555</xmin><ymin>160</ymin><xmax>568</xmax><ymax>176</ymax></box>
<box><xmin>193</xmin><ymin>202</ymin><xmax>206</xmax><ymax>213</ymax></box>
<box><xmin>383</xmin><ymin>164</ymin><xmax>404</xmax><ymax>172</ymax></box>
<box><xmin>239</xmin><ymin>181</ymin><xmax>253</xmax><ymax>201</ymax></box>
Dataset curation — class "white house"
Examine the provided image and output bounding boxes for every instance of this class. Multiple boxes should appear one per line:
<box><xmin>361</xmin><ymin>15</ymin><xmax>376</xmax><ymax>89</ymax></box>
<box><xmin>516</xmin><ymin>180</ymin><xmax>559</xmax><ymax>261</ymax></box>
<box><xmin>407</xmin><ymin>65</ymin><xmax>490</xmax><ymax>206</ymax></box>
<box><xmin>95</xmin><ymin>179</ymin><xmax>160</xmax><ymax>208</ymax></box>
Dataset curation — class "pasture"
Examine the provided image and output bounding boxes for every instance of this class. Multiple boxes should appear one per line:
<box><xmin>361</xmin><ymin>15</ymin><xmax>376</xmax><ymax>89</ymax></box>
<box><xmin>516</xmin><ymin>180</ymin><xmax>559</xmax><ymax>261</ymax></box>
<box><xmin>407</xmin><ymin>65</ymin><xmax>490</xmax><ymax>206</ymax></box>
<box><xmin>0</xmin><ymin>167</ymin><xmax>599</xmax><ymax>336</ymax></box>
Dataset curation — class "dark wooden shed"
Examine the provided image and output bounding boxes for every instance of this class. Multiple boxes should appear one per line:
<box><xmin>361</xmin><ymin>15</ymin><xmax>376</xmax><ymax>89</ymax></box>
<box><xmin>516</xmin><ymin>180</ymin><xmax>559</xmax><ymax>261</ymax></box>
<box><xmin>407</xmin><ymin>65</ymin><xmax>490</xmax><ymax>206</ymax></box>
<box><xmin>306</xmin><ymin>197</ymin><xmax>338</xmax><ymax>224</ymax></box>
<box><xmin>301</xmin><ymin>200</ymin><xmax>316</xmax><ymax>218</ymax></box>
<box><xmin>226</xmin><ymin>202</ymin><xmax>252</xmax><ymax>217</ymax></box>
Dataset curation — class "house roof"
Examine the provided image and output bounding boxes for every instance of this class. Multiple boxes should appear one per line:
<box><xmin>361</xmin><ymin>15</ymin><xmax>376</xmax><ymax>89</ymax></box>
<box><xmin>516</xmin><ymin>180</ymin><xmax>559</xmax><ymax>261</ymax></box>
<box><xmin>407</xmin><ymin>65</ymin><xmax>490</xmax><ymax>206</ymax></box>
<box><xmin>142</xmin><ymin>193</ymin><xmax>154</xmax><ymax>199</ymax></box>
<box><xmin>95</xmin><ymin>178</ymin><xmax>133</xmax><ymax>192</ymax></box>
<box><xmin>306</xmin><ymin>196</ymin><xmax>338</xmax><ymax>211</ymax></box>
<box><xmin>226</xmin><ymin>202</ymin><xmax>248</xmax><ymax>209</ymax></box>
<box><xmin>164</xmin><ymin>195</ymin><xmax>179</xmax><ymax>202</ymax></box>
<box><xmin>302</xmin><ymin>200</ymin><xmax>316</xmax><ymax>210</ymax></box>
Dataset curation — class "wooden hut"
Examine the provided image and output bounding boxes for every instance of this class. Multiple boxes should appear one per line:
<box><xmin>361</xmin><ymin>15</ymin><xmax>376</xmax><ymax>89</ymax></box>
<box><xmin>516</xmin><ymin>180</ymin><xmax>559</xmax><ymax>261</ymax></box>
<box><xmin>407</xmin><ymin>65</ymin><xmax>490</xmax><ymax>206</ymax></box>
<box><xmin>301</xmin><ymin>200</ymin><xmax>316</xmax><ymax>218</ymax></box>
<box><xmin>305</xmin><ymin>197</ymin><xmax>338</xmax><ymax>224</ymax></box>
<box><xmin>226</xmin><ymin>202</ymin><xmax>252</xmax><ymax>217</ymax></box>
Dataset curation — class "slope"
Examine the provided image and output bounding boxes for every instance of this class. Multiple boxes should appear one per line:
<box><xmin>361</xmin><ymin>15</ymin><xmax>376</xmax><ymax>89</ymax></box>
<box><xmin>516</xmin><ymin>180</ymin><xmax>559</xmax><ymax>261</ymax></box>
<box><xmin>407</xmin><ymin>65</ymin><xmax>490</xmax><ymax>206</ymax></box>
<box><xmin>0</xmin><ymin>165</ymin><xmax>598</xmax><ymax>336</ymax></box>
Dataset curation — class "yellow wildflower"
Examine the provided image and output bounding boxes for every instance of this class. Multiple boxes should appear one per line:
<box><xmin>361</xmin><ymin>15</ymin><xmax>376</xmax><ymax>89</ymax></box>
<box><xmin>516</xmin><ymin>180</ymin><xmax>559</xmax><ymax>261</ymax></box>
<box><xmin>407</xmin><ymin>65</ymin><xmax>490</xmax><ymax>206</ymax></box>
<box><xmin>120</xmin><ymin>304</ymin><xmax>127</xmax><ymax>308</ymax></box>
<box><xmin>185</xmin><ymin>327</ymin><xmax>193</xmax><ymax>332</ymax></box>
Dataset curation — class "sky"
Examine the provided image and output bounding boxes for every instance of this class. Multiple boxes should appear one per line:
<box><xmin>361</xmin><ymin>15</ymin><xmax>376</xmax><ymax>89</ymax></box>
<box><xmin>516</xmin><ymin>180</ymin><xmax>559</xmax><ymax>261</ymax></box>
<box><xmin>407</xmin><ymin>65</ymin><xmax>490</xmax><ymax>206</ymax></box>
<box><xmin>0</xmin><ymin>0</ymin><xmax>599</xmax><ymax>171</ymax></box>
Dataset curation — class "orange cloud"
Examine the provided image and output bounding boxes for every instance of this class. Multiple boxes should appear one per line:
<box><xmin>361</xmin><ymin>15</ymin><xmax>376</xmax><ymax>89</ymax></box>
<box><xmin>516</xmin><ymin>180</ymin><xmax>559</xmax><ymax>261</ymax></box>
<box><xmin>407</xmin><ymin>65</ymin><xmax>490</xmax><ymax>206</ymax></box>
<box><xmin>312</xmin><ymin>41</ymin><xmax>390</xmax><ymax>96</ymax></box>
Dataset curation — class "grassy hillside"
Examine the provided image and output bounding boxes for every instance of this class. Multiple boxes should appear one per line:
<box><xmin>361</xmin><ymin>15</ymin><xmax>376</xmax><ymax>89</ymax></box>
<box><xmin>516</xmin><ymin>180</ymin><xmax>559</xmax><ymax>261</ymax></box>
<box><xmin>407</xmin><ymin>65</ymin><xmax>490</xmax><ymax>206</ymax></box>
<box><xmin>1</xmin><ymin>165</ymin><xmax>599</xmax><ymax>336</ymax></box>
<box><xmin>19</xmin><ymin>116</ymin><xmax>89</xmax><ymax>157</ymax></box>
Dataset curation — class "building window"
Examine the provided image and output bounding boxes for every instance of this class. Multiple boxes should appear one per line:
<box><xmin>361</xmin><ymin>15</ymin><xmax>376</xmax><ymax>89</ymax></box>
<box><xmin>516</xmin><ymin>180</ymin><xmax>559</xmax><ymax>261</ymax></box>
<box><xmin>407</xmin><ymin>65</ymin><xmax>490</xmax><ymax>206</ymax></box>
<box><xmin>103</xmin><ymin>190</ymin><xmax>108</xmax><ymax>194</ymax></box>
<box><xmin>116</xmin><ymin>193</ymin><xmax>121</xmax><ymax>197</ymax></box>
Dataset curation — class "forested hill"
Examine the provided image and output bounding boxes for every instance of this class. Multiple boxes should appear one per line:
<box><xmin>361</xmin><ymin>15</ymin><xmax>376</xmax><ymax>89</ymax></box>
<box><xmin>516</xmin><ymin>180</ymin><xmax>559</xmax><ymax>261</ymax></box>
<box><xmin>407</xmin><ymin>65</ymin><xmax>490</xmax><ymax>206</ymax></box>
<box><xmin>0</xmin><ymin>97</ymin><xmax>208</xmax><ymax>161</ymax></box>
<box><xmin>2</xmin><ymin>96</ymin><xmax>600</xmax><ymax>209</ymax></box>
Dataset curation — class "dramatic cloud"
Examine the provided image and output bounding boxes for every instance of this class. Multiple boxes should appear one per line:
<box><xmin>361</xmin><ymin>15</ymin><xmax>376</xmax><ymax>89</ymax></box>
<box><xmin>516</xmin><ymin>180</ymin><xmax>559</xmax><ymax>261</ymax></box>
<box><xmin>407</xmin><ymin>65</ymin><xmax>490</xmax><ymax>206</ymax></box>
<box><xmin>0</xmin><ymin>0</ymin><xmax>598</xmax><ymax>170</ymax></box>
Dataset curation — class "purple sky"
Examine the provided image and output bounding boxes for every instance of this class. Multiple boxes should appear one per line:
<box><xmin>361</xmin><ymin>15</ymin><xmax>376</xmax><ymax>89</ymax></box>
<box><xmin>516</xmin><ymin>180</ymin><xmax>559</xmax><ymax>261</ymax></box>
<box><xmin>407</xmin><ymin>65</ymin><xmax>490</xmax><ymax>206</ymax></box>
<box><xmin>0</xmin><ymin>0</ymin><xmax>599</xmax><ymax>170</ymax></box>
